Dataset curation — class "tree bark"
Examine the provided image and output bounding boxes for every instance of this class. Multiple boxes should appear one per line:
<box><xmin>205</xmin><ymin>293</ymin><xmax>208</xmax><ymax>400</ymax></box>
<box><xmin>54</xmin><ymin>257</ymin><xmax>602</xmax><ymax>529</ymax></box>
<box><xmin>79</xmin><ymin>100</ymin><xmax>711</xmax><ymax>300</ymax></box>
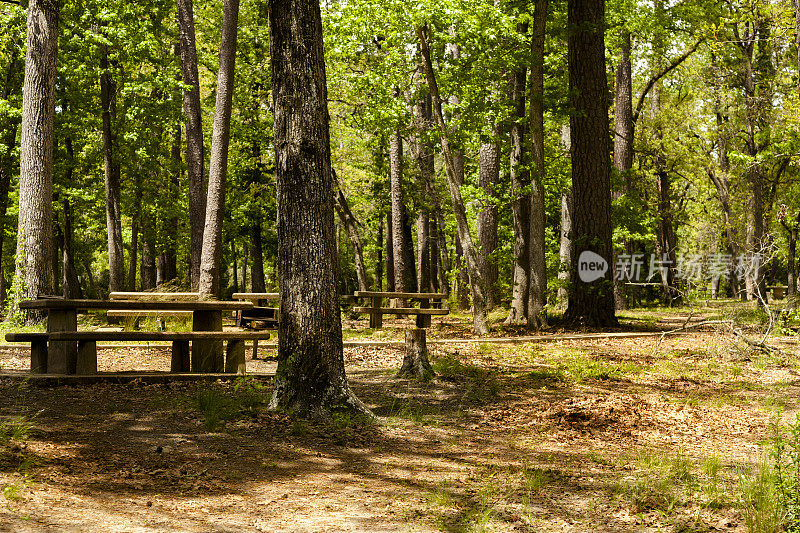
<box><xmin>397</xmin><ymin>328</ymin><xmax>434</xmax><ymax>381</ymax></box>
<box><xmin>389</xmin><ymin>128</ymin><xmax>416</xmax><ymax>293</ymax></box>
<box><xmin>528</xmin><ymin>0</ymin><xmax>548</xmax><ymax>328</ymax></box>
<box><xmin>385</xmin><ymin>208</ymin><xmax>395</xmax><ymax>291</ymax></box>
<box><xmin>417</xmin><ymin>24</ymin><xmax>488</xmax><ymax>335</ymax></box>
<box><xmin>128</xmin><ymin>175</ymin><xmax>141</xmax><ymax>291</ymax></box>
<box><xmin>413</xmin><ymin>90</ymin><xmax>435</xmax><ymax>293</ymax></box>
<box><xmin>556</xmin><ymin>192</ymin><xmax>572</xmax><ymax>309</ymax></box>
<box><xmin>267</xmin><ymin>0</ymin><xmax>371</xmax><ymax>418</ymax></box>
<box><xmin>13</xmin><ymin>0</ymin><xmax>60</xmax><ymax>321</ymax></box>
<box><xmin>100</xmin><ymin>44</ymin><xmax>125</xmax><ymax>294</ymax></box>
<box><xmin>177</xmin><ymin>0</ymin><xmax>206</xmax><ymax>289</ymax></box>
<box><xmin>506</xmin><ymin>24</ymin><xmax>530</xmax><ymax>325</ymax></box>
<box><xmin>251</xmin><ymin>219</ymin><xmax>267</xmax><ymax>293</ymax></box>
<box><xmin>563</xmin><ymin>0</ymin><xmax>617</xmax><ymax>326</ymax></box>
<box><xmin>376</xmin><ymin>212</ymin><xmax>384</xmax><ymax>291</ymax></box>
<box><xmin>477</xmin><ymin>131</ymin><xmax>500</xmax><ymax>309</ymax></box>
<box><xmin>197</xmin><ymin>0</ymin><xmax>239</xmax><ymax>298</ymax></box>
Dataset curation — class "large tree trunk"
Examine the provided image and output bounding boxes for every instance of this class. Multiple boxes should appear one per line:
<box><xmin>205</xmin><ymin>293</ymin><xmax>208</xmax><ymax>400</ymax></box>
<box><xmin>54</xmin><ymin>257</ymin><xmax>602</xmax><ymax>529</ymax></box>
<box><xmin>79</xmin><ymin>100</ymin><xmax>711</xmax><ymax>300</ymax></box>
<box><xmin>506</xmin><ymin>25</ymin><xmax>530</xmax><ymax>325</ymax></box>
<box><xmin>417</xmin><ymin>24</ymin><xmax>488</xmax><ymax>335</ymax></box>
<box><xmin>333</xmin><ymin>171</ymin><xmax>369</xmax><ymax>292</ymax></box>
<box><xmin>389</xmin><ymin>129</ymin><xmax>416</xmax><ymax>293</ymax></box>
<box><xmin>177</xmin><ymin>0</ymin><xmax>206</xmax><ymax>289</ymax></box>
<box><xmin>197</xmin><ymin>0</ymin><xmax>239</xmax><ymax>298</ymax></box>
<box><xmin>13</xmin><ymin>0</ymin><xmax>60</xmax><ymax>321</ymax></box>
<box><xmin>267</xmin><ymin>0</ymin><xmax>371</xmax><ymax>419</ymax></box>
<box><xmin>528</xmin><ymin>0</ymin><xmax>548</xmax><ymax>328</ymax></box>
<box><xmin>563</xmin><ymin>0</ymin><xmax>617</xmax><ymax>326</ymax></box>
<box><xmin>100</xmin><ymin>44</ymin><xmax>125</xmax><ymax>294</ymax></box>
<box><xmin>477</xmin><ymin>131</ymin><xmax>500</xmax><ymax>309</ymax></box>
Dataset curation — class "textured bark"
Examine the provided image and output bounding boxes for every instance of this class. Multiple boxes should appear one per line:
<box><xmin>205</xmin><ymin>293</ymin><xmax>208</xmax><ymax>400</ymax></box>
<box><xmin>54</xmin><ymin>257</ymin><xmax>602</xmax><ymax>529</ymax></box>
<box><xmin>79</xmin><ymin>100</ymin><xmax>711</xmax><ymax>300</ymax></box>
<box><xmin>477</xmin><ymin>132</ymin><xmax>500</xmax><ymax>309</ymax></box>
<box><xmin>428</xmin><ymin>212</ymin><xmax>440</xmax><ymax>292</ymax></box>
<box><xmin>563</xmin><ymin>0</ymin><xmax>617</xmax><ymax>326</ymax></box>
<box><xmin>197</xmin><ymin>0</ymin><xmax>239</xmax><ymax>298</ymax></box>
<box><xmin>177</xmin><ymin>0</ymin><xmax>206</xmax><ymax>289</ymax></box>
<box><xmin>416</xmin><ymin>213</ymin><xmax>431</xmax><ymax>293</ymax></box>
<box><xmin>333</xmin><ymin>171</ymin><xmax>369</xmax><ymax>292</ymax></box>
<box><xmin>417</xmin><ymin>24</ymin><xmax>488</xmax><ymax>335</ymax></box>
<box><xmin>140</xmin><ymin>229</ymin><xmax>157</xmax><ymax>291</ymax></box>
<box><xmin>14</xmin><ymin>0</ymin><xmax>60</xmax><ymax>320</ymax></box>
<box><xmin>267</xmin><ymin>0</ymin><xmax>371</xmax><ymax>418</ymax></box>
<box><xmin>389</xmin><ymin>129</ymin><xmax>416</xmax><ymax>292</ymax></box>
<box><xmin>396</xmin><ymin>328</ymin><xmax>433</xmax><ymax>381</ymax></box>
<box><xmin>128</xmin><ymin>175</ymin><xmax>141</xmax><ymax>291</ymax></box>
<box><xmin>100</xmin><ymin>44</ymin><xmax>125</xmax><ymax>293</ymax></box>
<box><xmin>506</xmin><ymin>27</ymin><xmax>530</xmax><ymax>325</ymax></box>
<box><xmin>414</xmin><ymin>91</ymin><xmax>434</xmax><ymax>293</ymax></box>
<box><xmin>528</xmin><ymin>0</ymin><xmax>548</xmax><ymax>328</ymax></box>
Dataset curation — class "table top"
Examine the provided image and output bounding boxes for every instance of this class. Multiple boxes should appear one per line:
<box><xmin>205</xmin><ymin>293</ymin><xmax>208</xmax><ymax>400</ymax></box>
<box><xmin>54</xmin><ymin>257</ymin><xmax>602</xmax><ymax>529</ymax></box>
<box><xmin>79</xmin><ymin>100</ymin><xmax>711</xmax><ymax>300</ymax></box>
<box><xmin>19</xmin><ymin>299</ymin><xmax>254</xmax><ymax>311</ymax></box>
<box><xmin>354</xmin><ymin>291</ymin><xmax>447</xmax><ymax>299</ymax></box>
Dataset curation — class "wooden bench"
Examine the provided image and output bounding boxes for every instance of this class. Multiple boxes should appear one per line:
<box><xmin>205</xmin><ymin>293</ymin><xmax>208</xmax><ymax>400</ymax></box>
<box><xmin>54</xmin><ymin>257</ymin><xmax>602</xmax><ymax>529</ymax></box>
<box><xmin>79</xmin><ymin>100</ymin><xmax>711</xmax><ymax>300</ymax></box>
<box><xmin>108</xmin><ymin>292</ymin><xmax>199</xmax><ymax>329</ymax></box>
<box><xmin>352</xmin><ymin>291</ymin><xmax>449</xmax><ymax>329</ymax></box>
<box><xmin>6</xmin><ymin>330</ymin><xmax>272</xmax><ymax>375</ymax></box>
<box><xmin>767</xmin><ymin>286</ymin><xmax>788</xmax><ymax>300</ymax></box>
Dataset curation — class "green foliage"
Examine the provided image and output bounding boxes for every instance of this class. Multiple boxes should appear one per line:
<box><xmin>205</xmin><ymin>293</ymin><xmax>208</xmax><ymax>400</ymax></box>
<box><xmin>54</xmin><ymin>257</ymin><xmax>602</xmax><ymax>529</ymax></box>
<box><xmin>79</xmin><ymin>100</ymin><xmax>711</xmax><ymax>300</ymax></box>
<box><xmin>621</xmin><ymin>449</ymin><xmax>694</xmax><ymax>513</ymax></box>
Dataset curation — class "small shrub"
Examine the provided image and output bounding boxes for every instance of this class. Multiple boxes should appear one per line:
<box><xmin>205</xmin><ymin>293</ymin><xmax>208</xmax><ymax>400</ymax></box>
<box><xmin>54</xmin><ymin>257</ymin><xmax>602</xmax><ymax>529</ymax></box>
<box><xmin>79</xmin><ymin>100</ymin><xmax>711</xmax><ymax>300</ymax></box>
<box><xmin>196</xmin><ymin>389</ymin><xmax>228</xmax><ymax>431</ymax></box>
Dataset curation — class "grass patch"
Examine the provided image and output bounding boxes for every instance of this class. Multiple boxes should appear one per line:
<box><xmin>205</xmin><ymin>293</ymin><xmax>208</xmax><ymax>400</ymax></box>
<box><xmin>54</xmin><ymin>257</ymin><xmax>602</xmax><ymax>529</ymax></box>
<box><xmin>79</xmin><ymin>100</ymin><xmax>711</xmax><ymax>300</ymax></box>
<box><xmin>620</xmin><ymin>449</ymin><xmax>694</xmax><ymax>513</ymax></box>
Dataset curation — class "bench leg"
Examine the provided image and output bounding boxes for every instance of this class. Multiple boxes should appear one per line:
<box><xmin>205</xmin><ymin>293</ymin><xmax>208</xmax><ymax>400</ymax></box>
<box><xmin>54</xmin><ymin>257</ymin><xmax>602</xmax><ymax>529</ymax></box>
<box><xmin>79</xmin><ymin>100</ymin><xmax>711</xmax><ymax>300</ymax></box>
<box><xmin>76</xmin><ymin>340</ymin><xmax>97</xmax><ymax>375</ymax></box>
<box><xmin>225</xmin><ymin>340</ymin><xmax>246</xmax><ymax>374</ymax></box>
<box><xmin>416</xmin><ymin>298</ymin><xmax>431</xmax><ymax>328</ymax></box>
<box><xmin>251</xmin><ymin>339</ymin><xmax>259</xmax><ymax>360</ymax></box>
<box><xmin>30</xmin><ymin>340</ymin><xmax>48</xmax><ymax>374</ymax></box>
<box><xmin>171</xmin><ymin>341</ymin><xmax>190</xmax><ymax>372</ymax></box>
<box><xmin>369</xmin><ymin>296</ymin><xmax>383</xmax><ymax>329</ymax></box>
<box><xmin>48</xmin><ymin>309</ymin><xmax>78</xmax><ymax>374</ymax></box>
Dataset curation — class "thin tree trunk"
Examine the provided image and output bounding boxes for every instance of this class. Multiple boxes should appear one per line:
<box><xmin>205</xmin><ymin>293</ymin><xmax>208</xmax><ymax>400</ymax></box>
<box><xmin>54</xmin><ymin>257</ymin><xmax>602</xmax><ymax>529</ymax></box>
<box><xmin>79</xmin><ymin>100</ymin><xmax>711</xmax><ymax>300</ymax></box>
<box><xmin>333</xmin><ymin>171</ymin><xmax>369</xmax><ymax>292</ymax></box>
<box><xmin>251</xmin><ymin>219</ymin><xmax>267</xmax><ymax>293</ymax></box>
<box><xmin>140</xmin><ymin>227</ymin><xmax>157</xmax><ymax>290</ymax></box>
<box><xmin>242</xmin><ymin>240</ymin><xmax>249</xmax><ymax>292</ymax></box>
<box><xmin>386</xmin><ymin>208</ymin><xmax>395</xmax><ymax>291</ymax></box>
<box><xmin>232</xmin><ymin>240</ymin><xmax>238</xmax><ymax>293</ymax></box>
<box><xmin>128</xmin><ymin>176</ymin><xmax>141</xmax><ymax>291</ymax></box>
<box><xmin>557</xmin><ymin>192</ymin><xmax>572</xmax><ymax>309</ymax></box>
<box><xmin>177</xmin><ymin>0</ymin><xmax>206</xmax><ymax>289</ymax></box>
<box><xmin>62</xmin><ymin>197</ymin><xmax>82</xmax><ymax>299</ymax></box>
<box><xmin>528</xmin><ymin>0</ymin><xmax>548</xmax><ymax>328</ymax></box>
<box><xmin>477</xmin><ymin>132</ymin><xmax>499</xmax><ymax>309</ymax></box>
<box><xmin>160</xmin><ymin>125</ymin><xmax>181</xmax><ymax>285</ymax></box>
<box><xmin>198</xmin><ymin>0</ymin><xmax>239</xmax><ymax>298</ymax></box>
<box><xmin>13</xmin><ymin>0</ymin><xmax>60</xmax><ymax>321</ymax></box>
<box><xmin>376</xmin><ymin>212</ymin><xmax>384</xmax><ymax>291</ymax></box>
<box><xmin>563</xmin><ymin>0</ymin><xmax>617</xmax><ymax>326</ymax></box>
<box><xmin>429</xmin><ymin>212</ymin><xmax>439</xmax><ymax>292</ymax></box>
<box><xmin>100</xmin><ymin>44</ymin><xmax>125</xmax><ymax>294</ymax></box>
<box><xmin>389</xmin><ymin>128</ymin><xmax>416</xmax><ymax>293</ymax></box>
<box><xmin>506</xmin><ymin>26</ymin><xmax>530</xmax><ymax>325</ymax></box>
<box><xmin>267</xmin><ymin>0</ymin><xmax>371</xmax><ymax>418</ymax></box>
<box><xmin>417</xmin><ymin>24</ymin><xmax>488</xmax><ymax>334</ymax></box>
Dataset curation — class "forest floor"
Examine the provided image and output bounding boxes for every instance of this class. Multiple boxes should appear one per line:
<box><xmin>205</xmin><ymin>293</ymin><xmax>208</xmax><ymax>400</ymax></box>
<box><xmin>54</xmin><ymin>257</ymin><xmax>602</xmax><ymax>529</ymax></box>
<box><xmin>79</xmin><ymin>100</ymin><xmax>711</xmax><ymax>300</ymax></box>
<box><xmin>0</xmin><ymin>301</ymin><xmax>796</xmax><ymax>532</ymax></box>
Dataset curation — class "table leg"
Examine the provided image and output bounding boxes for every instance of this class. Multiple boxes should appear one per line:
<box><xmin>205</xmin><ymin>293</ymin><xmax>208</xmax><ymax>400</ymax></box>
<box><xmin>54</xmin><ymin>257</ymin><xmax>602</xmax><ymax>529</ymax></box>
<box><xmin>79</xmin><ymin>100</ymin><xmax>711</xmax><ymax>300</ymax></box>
<box><xmin>225</xmin><ymin>340</ymin><xmax>246</xmax><ymax>374</ymax></box>
<box><xmin>171</xmin><ymin>341</ymin><xmax>190</xmax><ymax>372</ymax></box>
<box><xmin>76</xmin><ymin>340</ymin><xmax>97</xmax><ymax>374</ymax></box>
<box><xmin>192</xmin><ymin>310</ymin><xmax>223</xmax><ymax>373</ymax></box>
<box><xmin>48</xmin><ymin>309</ymin><xmax>78</xmax><ymax>374</ymax></box>
<box><xmin>416</xmin><ymin>298</ymin><xmax>431</xmax><ymax>328</ymax></box>
<box><xmin>369</xmin><ymin>296</ymin><xmax>383</xmax><ymax>329</ymax></box>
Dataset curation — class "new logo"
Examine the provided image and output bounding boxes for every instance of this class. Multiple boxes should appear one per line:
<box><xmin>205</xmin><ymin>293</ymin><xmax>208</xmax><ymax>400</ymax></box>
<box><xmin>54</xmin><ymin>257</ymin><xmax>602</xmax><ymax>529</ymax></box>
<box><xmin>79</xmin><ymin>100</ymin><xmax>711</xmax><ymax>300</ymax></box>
<box><xmin>578</xmin><ymin>251</ymin><xmax>608</xmax><ymax>283</ymax></box>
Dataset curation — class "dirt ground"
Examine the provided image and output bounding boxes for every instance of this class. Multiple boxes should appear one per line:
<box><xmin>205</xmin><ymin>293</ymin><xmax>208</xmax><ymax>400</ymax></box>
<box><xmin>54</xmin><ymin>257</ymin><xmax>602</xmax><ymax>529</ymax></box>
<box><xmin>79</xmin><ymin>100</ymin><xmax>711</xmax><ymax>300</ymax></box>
<box><xmin>0</xmin><ymin>312</ymin><xmax>796</xmax><ymax>532</ymax></box>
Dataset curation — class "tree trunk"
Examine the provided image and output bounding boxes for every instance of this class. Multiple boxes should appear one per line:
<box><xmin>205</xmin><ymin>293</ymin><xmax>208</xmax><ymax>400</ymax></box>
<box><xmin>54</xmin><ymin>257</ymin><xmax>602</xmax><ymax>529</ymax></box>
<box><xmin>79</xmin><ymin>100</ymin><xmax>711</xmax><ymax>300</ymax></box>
<box><xmin>242</xmin><ymin>240</ymin><xmax>249</xmax><ymax>291</ymax></box>
<box><xmin>429</xmin><ymin>212</ymin><xmax>440</xmax><ymax>292</ymax></box>
<box><xmin>788</xmin><ymin>226</ymin><xmax>797</xmax><ymax>297</ymax></box>
<box><xmin>477</xmin><ymin>132</ymin><xmax>499</xmax><ymax>309</ymax></box>
<box><xmin>159</xmin><ymin>126</ymin><xmax>181</xmax><ymax>285</ymax></box>
<box><xmin>437</xmin><ymin>211</ymin><xmax>450</xmax><ymax>296</ymax></box>
<box><xmin>268</xmin><ymin>0</ymin><xmax>371</xmax><ymax>418</ymax></box>
<box><xmin>197</xmin><ymin>0</ymin><xmax>239</xmax><ymax>298</ymax></box>
<box><xmin>397</xmin><ymin>328</ymin><xmax>433</xmax><ymax>381</ymax></box>
<box><xmin>333</xmin><ymin>171</ymin><xmax>369</xmax><ymax>292</ymax></box>
<box><xmin>128</xmin><ymin>176</ymin><xmax>141</xmax><ymax>291</ymax></box>
<box><xmin>13</xmin><ymin>0</ymin><xmax>60</xmax><ymax>321</ymax></box>
<box><xmin>413</xmin><ymin>90</ymin><xmax>435</xmax><ymax>294</ymax></box>
<box><xmin>231</xmin><ymin>240</ymin><xmax>239</xmax><ymax>293</ymax></box>
<box><xmin>100</xmin><ymin>44</ymin><xmax>125</xmax><ymax>294</ymax></box>
<box><xmin>613</xmin><ymin>29</ymin><xmax>634</xmax><ymax>310</ymax></box>
<box><xmin>506</xmin><ymin>27</ymin><xmax>530</xmax><ymax>325</ymax></box>
<box><xmin>556</xmin><ymin>192</ymin><xmax>572</xmax><ymax>309</ymax></box>
<box><xmin>563</xmin><ymin>0</ymin><xmax>617</xmax><ymax>326</ymax></box>
<box><xmin>62</xmin><ymin>197</ymin><xmax>82</xmax><ymax>299</ymax></box>
<box><xmin>140</xmin><ymin>231</ymin><xmax>157</xmax><ymax>290</ymax></box>
<box><xmin>417</xmin><ymin>24</ymin><xmax>488</xmax><ymax>334</ymax></box>
<box><xmin>386</xmin><ymin>208</ymin><xmax>395</xmax><ymax>291</ymax></box>
<box><xmin>389</xmin><ymin>128</ymin><xmax>416</xmax><ymax>293</ymax></box>
<box><xmin>376</xmin><ymin>212</ymin><xmax>384</xmax><ymax>291</ymax></box>
<box><xmin>177</xmin><ymin>0</ymin><xmax>206</xmax><ymax>289</ymax></box>
<box><xmin>251</xmin><ymin>219</ymin><xmax>267</xmax><ymax>293</ymax></box>
<box><xmin>528</xmin><ymin>0</ymin><xmax>548</xmax><ymax>328</ymax></box>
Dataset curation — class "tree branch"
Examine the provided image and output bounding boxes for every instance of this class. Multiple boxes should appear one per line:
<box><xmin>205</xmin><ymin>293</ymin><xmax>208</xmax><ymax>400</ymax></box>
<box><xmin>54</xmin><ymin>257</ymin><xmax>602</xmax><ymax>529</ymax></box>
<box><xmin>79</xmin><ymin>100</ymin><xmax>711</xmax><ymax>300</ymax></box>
<box><xmin>633</xmin><ymin>38</ymin><xmax>704</xmax><ymax>124</ymax></box>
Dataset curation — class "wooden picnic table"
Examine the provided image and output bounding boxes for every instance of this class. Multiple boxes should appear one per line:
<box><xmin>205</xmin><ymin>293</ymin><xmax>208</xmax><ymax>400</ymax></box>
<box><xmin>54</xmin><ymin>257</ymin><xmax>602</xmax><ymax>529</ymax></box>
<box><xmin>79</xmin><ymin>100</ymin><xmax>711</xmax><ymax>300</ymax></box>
<box><xmin>18</xmin><ymin>298</ymin><xmax>253</xmax><ymax>374</ymax></box>
<box><xmin>352</xmin><ymin>291</ymin><xmax>448</xmax><ymax>329</ymax></box>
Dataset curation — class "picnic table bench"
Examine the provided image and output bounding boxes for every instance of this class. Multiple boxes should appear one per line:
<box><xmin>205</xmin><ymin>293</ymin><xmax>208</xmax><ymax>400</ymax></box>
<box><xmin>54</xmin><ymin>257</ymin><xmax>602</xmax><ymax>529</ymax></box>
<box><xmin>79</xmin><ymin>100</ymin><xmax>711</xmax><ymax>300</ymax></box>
<box><xmin>352</xmin><ymin>291</ymin><xmax>449</xmax><ymax>329</ymax></box>
<box><xmin>10</xmin><ymin>298</ymin><xmax>263</xmax><ymax>376</ymax></box>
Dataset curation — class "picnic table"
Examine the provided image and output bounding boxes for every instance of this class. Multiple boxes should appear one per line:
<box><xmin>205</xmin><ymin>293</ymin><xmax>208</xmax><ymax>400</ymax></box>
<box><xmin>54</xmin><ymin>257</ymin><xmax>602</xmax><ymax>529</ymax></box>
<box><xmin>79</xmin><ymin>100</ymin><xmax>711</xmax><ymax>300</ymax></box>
<box><xmin>13</xmin><ymin>298</ymin><xmax>259</xmax><ymax>375</ymax></box>
<box><xmin>352</xmin><ymin>291</ymin><xmax>449</xmax><ymax>329</ymax></box>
